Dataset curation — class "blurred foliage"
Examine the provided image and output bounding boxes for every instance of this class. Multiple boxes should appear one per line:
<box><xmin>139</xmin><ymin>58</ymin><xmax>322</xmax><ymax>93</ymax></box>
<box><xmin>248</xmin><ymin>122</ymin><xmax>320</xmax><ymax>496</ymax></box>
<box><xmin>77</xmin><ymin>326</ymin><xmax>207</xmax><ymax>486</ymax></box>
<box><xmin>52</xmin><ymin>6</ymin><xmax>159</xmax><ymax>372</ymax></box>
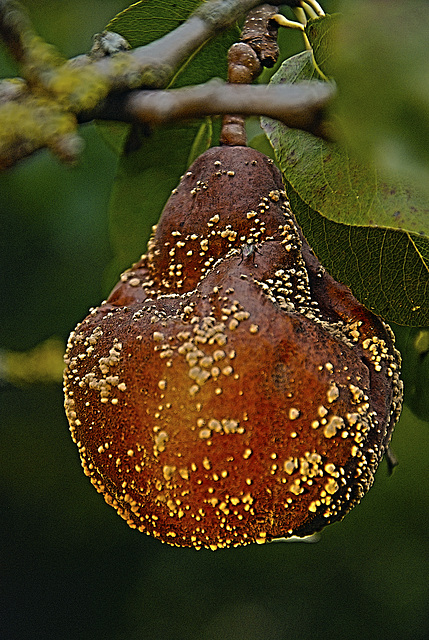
<box><xmin>332</xmin><ymin>0</ymin><xmax>429</xmax><ymax>199</ymax></box>
<box><xmin>393</xmin><ymin>324</ymin><xmax>429</xmax><ymax>423</ymax></box>
<box><xmin>0</xmin><ymin>2</ymin><xmax>428</xmax><ymax>640</ymax></box>
<box><xmin>0</xmin><ymin>337</ymin><xmax>65</xmax><ymax>385</ymax></box>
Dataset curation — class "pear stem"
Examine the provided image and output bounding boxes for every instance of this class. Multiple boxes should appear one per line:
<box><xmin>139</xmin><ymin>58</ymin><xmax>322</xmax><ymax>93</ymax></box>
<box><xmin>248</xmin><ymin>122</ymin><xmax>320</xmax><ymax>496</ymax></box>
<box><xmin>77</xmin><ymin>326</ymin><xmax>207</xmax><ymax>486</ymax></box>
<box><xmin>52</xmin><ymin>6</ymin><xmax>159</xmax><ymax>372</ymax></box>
<box><xmin>220</xmin><ymin>4</ymin><xmax>280</xmax><ymax>146</ymax></box>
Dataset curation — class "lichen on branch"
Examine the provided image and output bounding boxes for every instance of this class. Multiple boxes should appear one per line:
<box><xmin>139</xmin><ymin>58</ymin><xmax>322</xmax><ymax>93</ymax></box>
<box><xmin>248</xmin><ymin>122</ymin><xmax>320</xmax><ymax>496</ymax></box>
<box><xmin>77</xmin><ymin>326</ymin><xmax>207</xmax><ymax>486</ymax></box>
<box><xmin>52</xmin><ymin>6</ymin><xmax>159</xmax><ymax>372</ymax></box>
<box><xmin>0</xmin><ymin>0</ymin><xmax>332</xmax><ymax>168</ymax></box>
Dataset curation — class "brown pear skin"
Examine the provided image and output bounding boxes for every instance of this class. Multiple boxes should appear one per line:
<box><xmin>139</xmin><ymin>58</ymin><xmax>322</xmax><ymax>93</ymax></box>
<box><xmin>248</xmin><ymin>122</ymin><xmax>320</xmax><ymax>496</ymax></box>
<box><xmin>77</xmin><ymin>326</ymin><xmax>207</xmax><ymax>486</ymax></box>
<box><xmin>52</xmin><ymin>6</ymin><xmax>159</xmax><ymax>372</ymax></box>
<box><xmin>64</xmin><ymin>146</ymin><xmax>403</xmax><ymax>550</ymax></box>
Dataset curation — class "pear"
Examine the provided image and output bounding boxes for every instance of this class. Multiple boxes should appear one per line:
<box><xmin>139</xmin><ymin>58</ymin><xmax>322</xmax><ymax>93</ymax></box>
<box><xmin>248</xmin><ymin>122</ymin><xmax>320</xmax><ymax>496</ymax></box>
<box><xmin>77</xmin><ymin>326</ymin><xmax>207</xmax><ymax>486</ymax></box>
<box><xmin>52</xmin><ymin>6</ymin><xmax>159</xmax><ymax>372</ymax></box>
<box><xmin>64</xmin><ymin>146</ymin><xmax>402</xmax><ymax>549</ymax></box>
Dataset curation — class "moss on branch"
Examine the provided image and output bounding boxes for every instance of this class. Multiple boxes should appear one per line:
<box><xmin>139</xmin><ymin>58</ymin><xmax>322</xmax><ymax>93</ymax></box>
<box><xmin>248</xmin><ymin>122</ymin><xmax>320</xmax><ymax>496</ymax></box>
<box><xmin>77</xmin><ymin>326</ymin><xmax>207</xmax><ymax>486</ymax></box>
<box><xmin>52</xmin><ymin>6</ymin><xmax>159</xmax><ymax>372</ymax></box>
<box><xmin>0</xmin><ymin>0</ymin><xmax>331</xmax><ymax>168</ymax></box>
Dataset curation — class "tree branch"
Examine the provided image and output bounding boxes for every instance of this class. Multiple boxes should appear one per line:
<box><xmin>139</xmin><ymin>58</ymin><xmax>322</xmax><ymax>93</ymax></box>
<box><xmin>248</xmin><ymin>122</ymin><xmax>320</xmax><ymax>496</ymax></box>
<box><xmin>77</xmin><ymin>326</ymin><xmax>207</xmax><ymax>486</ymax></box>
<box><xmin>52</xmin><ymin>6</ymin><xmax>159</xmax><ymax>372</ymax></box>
<box><xmin>0</xmin><ymin>0</ymin><xmax>33</xmax><ymax>61</ymax></box>
<box><xmin>84</xmin><ymin>79</ymin><xmax>334</xmax><ymax>139</ymax></box>
<box><xmin>0</xmin><ymin>0</ymin><xmax>273</xmax><ymax>98</ymax></box>
<box><xmin>0</xmin><ymin>0</ymin><xmax>331</xmax><ymax>168</ymax></box>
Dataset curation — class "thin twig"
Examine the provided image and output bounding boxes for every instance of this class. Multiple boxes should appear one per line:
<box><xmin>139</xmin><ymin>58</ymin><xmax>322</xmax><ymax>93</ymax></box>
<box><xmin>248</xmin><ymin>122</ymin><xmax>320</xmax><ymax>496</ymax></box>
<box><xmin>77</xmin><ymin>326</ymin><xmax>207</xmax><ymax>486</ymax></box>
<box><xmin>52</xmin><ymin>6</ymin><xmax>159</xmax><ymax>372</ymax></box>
<box><xmin>84</xmin><ymin>79</ymin><xmax>334</xmax><ymax>139</ymax></box>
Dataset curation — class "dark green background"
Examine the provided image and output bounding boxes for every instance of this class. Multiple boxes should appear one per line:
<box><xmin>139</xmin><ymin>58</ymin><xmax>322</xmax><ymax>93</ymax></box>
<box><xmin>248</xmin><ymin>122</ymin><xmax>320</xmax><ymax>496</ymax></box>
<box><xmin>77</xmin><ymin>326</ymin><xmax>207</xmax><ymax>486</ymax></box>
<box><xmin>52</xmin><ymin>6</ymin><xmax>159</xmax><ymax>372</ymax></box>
<box><xmin>1</xmin><ymin>2</ymin><xmax>428</xmax><ymax>639</ymax></box>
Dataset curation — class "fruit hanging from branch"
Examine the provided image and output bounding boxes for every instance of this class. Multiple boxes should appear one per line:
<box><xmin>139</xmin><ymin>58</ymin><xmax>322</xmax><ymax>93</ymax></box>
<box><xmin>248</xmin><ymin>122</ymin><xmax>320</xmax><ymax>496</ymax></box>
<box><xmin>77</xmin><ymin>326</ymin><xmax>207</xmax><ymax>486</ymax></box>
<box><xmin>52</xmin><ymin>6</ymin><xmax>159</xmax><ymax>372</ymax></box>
<box><xmin>64</xmin><ymin>141</ymin><xmax>402</xmax><ymax>549</ymax></box>
<box><xmin>63</xmin><ymin>2</ymin><xmax>403</xmax><ymax>549</ymax></box>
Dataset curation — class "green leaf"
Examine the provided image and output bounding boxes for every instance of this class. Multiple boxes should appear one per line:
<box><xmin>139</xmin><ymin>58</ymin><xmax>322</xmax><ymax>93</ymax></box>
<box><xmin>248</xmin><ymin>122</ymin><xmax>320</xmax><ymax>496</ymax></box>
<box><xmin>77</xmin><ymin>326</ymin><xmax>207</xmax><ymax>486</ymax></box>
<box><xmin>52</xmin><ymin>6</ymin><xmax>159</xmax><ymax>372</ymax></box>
<box><xmin>331</xmin><ymin>0</ymin><xmax>429</xmax><ymax>199</ymax></box>
<box><xmin>187</xmin><ymin>117</ymin><xmax>213</xmax><ymax>166</ymax></box>
<box><xmin>261</xmin><ymin>21</ymin><xmax>429</xmax><ymax>325</ymax></box>
<box><xmin>106</xmin><ymin>0</ymin><xmax>202</xmax><ymax>48</ymax></box>
<box><xmin>285</xmin><ymin>183</ymin><xmax>429</xmax><ymax>326</ymax></box>
<box><xmin>263</xmin><ymin>50</ymin><xmax>429</xmax><ymax>237</ymax></box>
<box><xmin>106</xmin><ymin>0</ymin><xmax>239</xmax><ymax>90</ymax></box>
<box><xmin>99</xmin><ymin>1</ymin><xmax>238</xmax><ymax>153</ymax></box>
<box><xmin>305</xmin><ymin>14</ymin><xmax>339</xmax><ymax>78</ymax></box>
<box><xmin>248</xmin><ymin>132</ymin><xmax>277</xmax><ymax>160</ymax></box>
